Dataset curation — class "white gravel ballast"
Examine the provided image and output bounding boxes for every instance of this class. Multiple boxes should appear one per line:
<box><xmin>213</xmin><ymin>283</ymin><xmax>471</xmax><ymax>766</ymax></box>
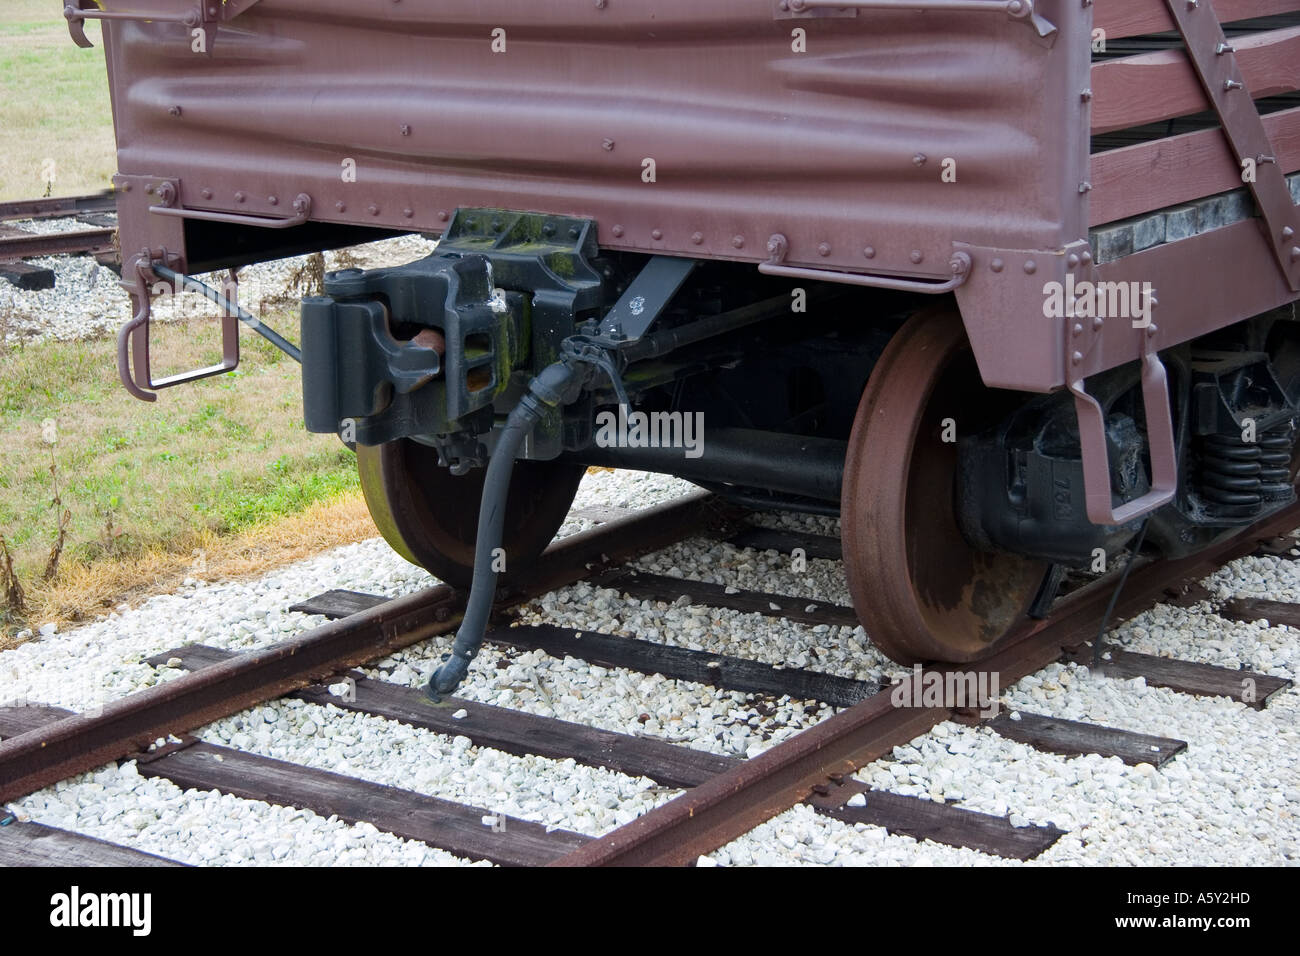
<box><xmin>3</xmin><ymin>468</ymin><xmax>1300</xmax><ymax>866</ymax></box>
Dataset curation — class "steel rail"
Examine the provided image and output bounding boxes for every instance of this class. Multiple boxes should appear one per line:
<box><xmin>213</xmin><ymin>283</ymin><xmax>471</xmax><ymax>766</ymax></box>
<box><xmin>0</xmin><ymin>191</ymin><xmax>115</xmax><ymax>223</ymax></box>
<box><xmin>0</xmin><ymin>227</ymin><xmax>115</xmax><ymax>260</ymax></box>
<box><xmin>0</xmin><ymin>492</ymin><xmax>720</xmax><ymax>805</ymax></box>
<box><xmin>551</xmin><ymin>498</ymin><xmax>1300</xmax><ymax>866</ymax></box>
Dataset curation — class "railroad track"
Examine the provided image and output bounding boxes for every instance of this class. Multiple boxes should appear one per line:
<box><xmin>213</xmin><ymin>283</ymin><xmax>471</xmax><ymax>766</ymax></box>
<box><xmin>0</xmin><ymin>190</ymin><xmax>118</xmax><ymax>289</ymax></box>
<box><xmin>0</xmin><ymin>491</ymin><xmax>1296</xmax><ymax>866</ymax></box>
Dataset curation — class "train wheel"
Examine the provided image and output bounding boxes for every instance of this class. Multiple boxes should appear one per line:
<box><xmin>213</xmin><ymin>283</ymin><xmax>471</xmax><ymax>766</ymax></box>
<box><xmin>356</xmin><ymin>438</ymin><xmax>585</xmax><ymax>588</ymax></box>
<box><xmin>841</xmin><ymin>307</ymin><xmax>1047</xmax><ymax>664</ymax></box>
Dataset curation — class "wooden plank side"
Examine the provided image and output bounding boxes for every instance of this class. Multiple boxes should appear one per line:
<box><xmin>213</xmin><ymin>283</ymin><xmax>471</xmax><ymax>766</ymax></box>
<box><xmin>1091</xmin><ymin>26</ymin><xmax>1300</xmax><ymax>134</ymax></box>
<box><xmin>1094</xmin><ymin>0</ymin><xmax>1300</xmax><ymax>41</ymax></box>
<box><xmin>0</xmin><ymin>822</ymin><xmax>183</xmax><ymax>867</ymax></box>
<box><xmin>1090</xmin><ymin>104</ymin><xmax>1300</xmax><ymax>225</ymax></box>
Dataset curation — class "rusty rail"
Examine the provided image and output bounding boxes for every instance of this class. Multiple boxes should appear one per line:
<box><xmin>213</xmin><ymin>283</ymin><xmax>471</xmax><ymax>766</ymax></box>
<box><xmin>551</xmin><ymin>498</ymin><xmax>1300</xmax><ymax>866</ymax></box>
<box><xmin>0</xmin><ymin>191</ymin><xmax>115</xmax><ymax>223</ymax></box>
<box><xmin>0</xmin><ymin>227</ymin><xmax>115</xmax><ymax>261</ymax></box>
<box><xmin>0</xmin><ymin>492</ymin><xmax>720</xmax><ymax>805</ymax></box>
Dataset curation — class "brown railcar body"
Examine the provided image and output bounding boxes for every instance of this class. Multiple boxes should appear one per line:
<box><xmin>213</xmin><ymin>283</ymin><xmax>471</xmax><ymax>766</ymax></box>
<box><xmin>74</xmin><ymin>0</ymin><xmax>1300</xmax><ymax>668</ymax></box>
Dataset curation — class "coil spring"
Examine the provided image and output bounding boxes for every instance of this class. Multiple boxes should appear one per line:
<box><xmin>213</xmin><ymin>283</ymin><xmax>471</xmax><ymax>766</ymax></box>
<box><xmin>1199</xmin><ymin>420</ymin><xmax>1296</xmax><ymax>517</ymax></box>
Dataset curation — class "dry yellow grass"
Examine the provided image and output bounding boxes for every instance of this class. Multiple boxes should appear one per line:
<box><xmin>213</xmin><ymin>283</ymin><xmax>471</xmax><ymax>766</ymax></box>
<box><xmin>2</xmin><ymin>490</ymin><xmax>377</xmax><ymax>651</ymax></box>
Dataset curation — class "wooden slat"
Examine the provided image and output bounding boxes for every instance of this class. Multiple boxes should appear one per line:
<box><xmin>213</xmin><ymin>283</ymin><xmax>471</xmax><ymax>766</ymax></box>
<box><xmin>1091</xmin><ymin>26</ymin><xmax>1300</xmax><ymax>134</ymax></box>
<box><xmin>1094</xmin><ymin>0</ymin><xmax>1300</xmax><ymax>41</ymax></box>
<box><xmin>986</xmin><ymin>712</ymin><xmax>1186</xmax><ymax>767</ymax></box>
<box><xmin>728</xmin><ymin>526</ymin><xmax>842</xmax><ymax>562</ymax></box>
<box><xmin>1066</xmin><ymin>647</ymin><xmax>1291</xmax><ymax>709</ymax></box>
<box><xmin>155</xmin><ymin>645</ymin><xmax>735</xmax><ymax>788</ymax></box>
<box><xmin>490</xmin><ymin>622</ymin><xmax>878</xmax><ymax>707</ymax></box>
<box><xmin>289</xmin><ymin>589</ymin><xmax>388</xmax><ymax>619</ymax></box>
<box><xmin>1090</xmin><ymin>104</ymin><xmax>1300</xmax><ymax>225</ymax></box>
<box><xmin>593</xmin><ymin>568</ymin><xmax>860</xmax><ymax>628</ymax></box>
<box><xmin>136</xmin><ymin>742</ymin><xmax>587</xmax><ymax>867</ymax></box>
<box><xmin>815</xmin><ymin>788</ymin><xmax>1064</xmax><ymax>860</ymax></box>
<box><xmin>0</xmin><ymin>822</ymin><xmax>184</xmax><ymax>867</ymax></box>
<box><xmin>1221</xmin><ymin>595</ymin><xmax>1300</xmax><ymax>627</ymax></box>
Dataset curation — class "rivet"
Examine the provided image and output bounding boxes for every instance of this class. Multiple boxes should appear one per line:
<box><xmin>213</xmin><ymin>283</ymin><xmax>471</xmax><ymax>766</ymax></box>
<box><xmin>595</xmin><ymin>0</ymin><xmax>607</xmax><ymax>7</ymax></box>
<box><xmin>863</xmin><ymin>246</ymin><xmax>876</xmax><ymax>259</ymax></box>
<box><xmin>400</xmin><ymin>124</ymin><xmax>411</xmax><ymax>136</ymax></box>
<box><xmin>1067</xmin><ymin>253</ymin><xmax>1079</xmax><ymax>267</ymax></box>
<box><xmin>491</xmin><ymin>219</ymin><xmax>502</xmax><ymax>231</ymax></box>
<box><xmin>336</xmin><ymin>201</ymin><xmax>346</xmax><ymax>212</ymax></box>
<box><xmin>1078</xmin><ymin>182</ymin><xmax>1092</xmax><ymax>193</ymax></box>
<box><xmin>168</xmin><ymin>105</ymin><xmax>182</xmax><ymax>117</ymax></box>
<box><xmin>542</xmin><ymin>223</ymin><xmax>556</xmax><ymax>237</ymax></box>
<box><xmin>1073</xmin><ymin>323</ymin><xmax>1083</xmax><ymax>336</ymax></box>
<box><xmin>1283</xmin><ymin>227</ymin><xmax>1295</xmax><ymax>240</ymax></box>
<box><xmin>732</xmin><ymin>235</ymin><xmax>745</xmax><ymax>248</ymax></box>
<box><xmin>368</xmin><ymin>204</ymin><xmax>380</xmax><ymax>215</ymax></box>
<box><xmin>818</xmin><ymin>242</ymin><xmax>831</xmax><ymax>257</ymax></box>
<box><xmin>437</xmin><ymin>210</ymin><xmax>449</xmax><ymax>221</ymax></box>
<box><xmin>403</xmin><ymin>208</ymin><xmax>414</xmax><ymax>218</ymax></box>
<box><xmin>611</xmin><ymin>224</ymin><xmax>624</xmax><ymax>237</ymax></box>
<box><xmin>602</xmin><ymin>138</ymin><xmax>615</xmax><ymax>151</ymax></box>
<box><xmin>1147</xmin><ymin>323</ymin><xmax>1159</xmax><ymax>337</ymax></box>
<box><xmin>121</xmin><ymin>182</ymin><xmax>131</xmax><ymax>192</ymax></box>
<box><xmin>990</xmin><ymin>257</ymin><xmax>1004</xmax><ymax>272</ymax></box>
<box><xmin>651</xmin><ymin>228</ymin><xmax>663</xmax><ymax>240</ymax></box>
<box><xmin>268</xmin><ymin>195</ymin><xmax>279</xmax><ymax>206</ymax></box>
<box><xmin>1093</xmin><ymin>317</ymin><xmax>1104</xmax><ymax>330</ymax></box>
<box><xmin>1224</xmin><ymin>79</ymin><xmax>1243</xmax><ymax>91</ymax></box>
<box><xmin>1072</xmin><ymin>351</ymin><xmax>1083</xmax><ymax>365</ymax></box>
<box><xmin>1291</xmin><ymin>246</ymin><xmax>1300</xmax><ymax>262</ymax></box>
<box><xmin>910</xmin><ymin>249</ymin><xmax>924</xmax><ymax>264</ymax></box>
<box><xmin>466</xmin><ymin>218</ymin><xmax>477</xmax><ymax>229</ymax></box>
<box><xmin>1024</xmin><ymin>259</ymin><xmax>1037</xmax><ymax>274</ymax></box>
<box><xmin>235</xmin><ymin>191</ymin><xmax>246</xmax><ymax>203</ymax></box>
<box><xmin>1080</xmin><ymin>250</ymin><xmax>1093</xmax><ymax>265</ymax></box>
<box><xmin>912</xmin><ymin>153</ymin><xmax>927</xmax><ymax>167</ymax></box>
<box><xmin>144</xmin><ymin>185</ymin><xmax>155</xmax><ymax>195</ymax></box>
<box><xmin>569</xmin><ymin>225</ymin><xmax>581</xmax><ymax>239</ymax></box>
<box><xmin>691</xmin><ymin>232</ymin><xmax>704</xmax><ymax>245</ymax></box>
<box><xmin>201</xmin><ymin>188</ymin><xmax>213</xmax><ymax>200</ymax></box>
<box><xmin>1080</xmin><ymin>89</ymin><xmax>1093</xmax><ymax>102</ymax></box>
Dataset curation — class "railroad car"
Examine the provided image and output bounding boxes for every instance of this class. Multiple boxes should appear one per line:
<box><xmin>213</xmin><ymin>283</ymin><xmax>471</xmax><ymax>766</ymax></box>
<box><xmin>71</xmin><ymin>0</ymin><xmax>1300</xmax><ymax>695</ymax></box>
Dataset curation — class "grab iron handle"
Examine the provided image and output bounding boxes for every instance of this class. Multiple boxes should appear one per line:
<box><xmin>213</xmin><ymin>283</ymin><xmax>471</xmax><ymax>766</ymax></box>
<box><xmin>787</xmin><ymin>0</ymin><xmax>1056</xmax><ymax>38</ymax></box>
<box><xmin>1070</xmin><ymin>350</ymin><xmax>1178</xmax><ymax>526</ymax></box>
<box><xmin>64</xmin><ymin>2</ymin><xmax>202</xmax><ymax>49</ymax></box>
<box><xmin>759</xmin><ymin>233</ymin><xmax>971</xmax><ymax>293</ymax></box>
<box><xmin>150</xmin><ymin>190</ymin><xmax>313</xmax><ymax>230</ymax></box>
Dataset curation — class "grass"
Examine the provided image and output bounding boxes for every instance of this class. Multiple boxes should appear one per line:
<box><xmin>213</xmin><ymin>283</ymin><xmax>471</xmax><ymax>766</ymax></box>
<box><xmin>0</xmin><ymin>5</ymin><xmax>392</xmax><ymax>645</ymax></box>
<box><xmin>0</xmin><ymin>311</ymin><xmax>377</xmax><ymax>648</ymax></box>
<box><xmin>0</xmin><ymin>2</ymin><xmax>116</xmax><ymax>199</ymax></box>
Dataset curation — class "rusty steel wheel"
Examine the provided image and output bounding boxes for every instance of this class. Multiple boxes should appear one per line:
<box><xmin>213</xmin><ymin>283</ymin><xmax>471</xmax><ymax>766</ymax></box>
<box><xmin>841</xmin><ymin>307</ymin><xmax>1047</xmax><ymax>664</ymax></box>
<box><xmin>356</xmin><ymin>438</ymin><xmax>585</xmax><ymax>589</ymax></box>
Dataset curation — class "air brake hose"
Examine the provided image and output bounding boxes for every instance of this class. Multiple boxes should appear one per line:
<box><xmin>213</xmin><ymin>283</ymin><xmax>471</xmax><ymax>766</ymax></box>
<box><xmin>425</xmin><ymin>358</ymin><xmax>585</xmax><ymax>701</ymax></box>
